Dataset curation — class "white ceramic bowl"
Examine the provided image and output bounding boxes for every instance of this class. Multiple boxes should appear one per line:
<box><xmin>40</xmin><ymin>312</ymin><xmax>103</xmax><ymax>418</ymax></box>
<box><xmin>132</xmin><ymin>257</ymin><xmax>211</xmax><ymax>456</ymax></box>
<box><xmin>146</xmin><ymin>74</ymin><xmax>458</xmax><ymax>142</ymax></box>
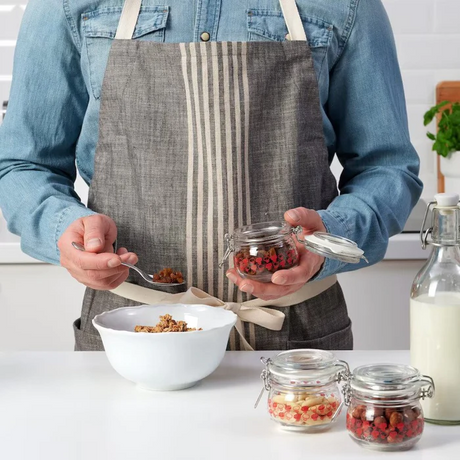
<box><xmin>93</xmin><ymin>304</ymin><xmax>237</xmax><ymax>391</ymax></box>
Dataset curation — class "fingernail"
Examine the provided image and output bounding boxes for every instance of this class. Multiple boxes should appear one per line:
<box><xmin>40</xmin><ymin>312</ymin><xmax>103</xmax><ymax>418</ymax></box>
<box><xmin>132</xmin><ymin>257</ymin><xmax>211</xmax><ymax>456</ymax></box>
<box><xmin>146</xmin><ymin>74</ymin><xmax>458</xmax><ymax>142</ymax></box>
<box><xmin>108</xmin><ymin>258</ymin><xmax>121</xmax><ymax>268</ymax></box>
<box><xmin>127</xmin><ymin>255</ymin><xmax>137</xmax><ymax>264</ymax></box>
<box><xmin>273</xmin><ymin>275</ymin><xmax>287</xmax><ymax>285</ymax></box>
<box><xmin>226</xmin><ymin>272</ymin><xmax>238</xmax><ymax>284</ymax></box>
<box><xmin>240</xmin><ymin>283</ymin><xmax>254</xmax><ymax>295</ymax></box>
<box><xmin>87</xmin><ymin>238</ymin><xmax>102</xmax><ymax>249</ymax></box>
<box><xmin>287</xmin><ymin>210</ymin><xmax>300</xmax><ymax>222</ymax></box>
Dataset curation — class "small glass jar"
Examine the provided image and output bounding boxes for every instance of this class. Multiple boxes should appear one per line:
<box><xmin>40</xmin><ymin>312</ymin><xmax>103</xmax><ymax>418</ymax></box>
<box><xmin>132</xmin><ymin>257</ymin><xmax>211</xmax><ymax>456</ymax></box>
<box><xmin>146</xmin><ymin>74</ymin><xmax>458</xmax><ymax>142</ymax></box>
<box><xmin>220</xmin><ymin>220</ymin><xmax>367</xmax><ymax>283</ymax></box>
<box><xmin>221</xmin><ymin>221</ymin><xmax>299</xmax><ymax>282</ymax></box>
<box><xmin>345</xmin><ymin>364</ymin><xmax>434</xmax><ymax>452</ymax></box>
<box><xmin>256</xmin><ymin>349</ymin><xmax>350</xmax><ymax>432</ymax></box>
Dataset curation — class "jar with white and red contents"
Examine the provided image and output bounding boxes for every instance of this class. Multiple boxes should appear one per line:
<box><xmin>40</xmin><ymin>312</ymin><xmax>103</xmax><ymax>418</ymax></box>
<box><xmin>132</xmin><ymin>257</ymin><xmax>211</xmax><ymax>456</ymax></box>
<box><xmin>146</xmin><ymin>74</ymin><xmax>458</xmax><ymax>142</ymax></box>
<box><xmin>256</xmin><ymin>349</ymin><xmax>350</xmax><ymax>432</ymax></box>
<box><xmin>344</xmin><ymin>364</ymin><xmax>435</xmax><ymax>452</ymax></box>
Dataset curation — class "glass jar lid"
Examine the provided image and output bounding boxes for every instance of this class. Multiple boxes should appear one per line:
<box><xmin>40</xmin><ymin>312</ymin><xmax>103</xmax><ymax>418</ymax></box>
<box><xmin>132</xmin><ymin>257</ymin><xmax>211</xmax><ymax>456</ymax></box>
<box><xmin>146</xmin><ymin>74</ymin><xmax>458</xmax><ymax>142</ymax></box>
<box><xmin>349</xmin><ymin>364</ymin><xmax>435</xmax><ymax>401</ymax></box>
<box><xmin>233</xmin><ymin>221</ymin><xmax>290</xmax><ymax>245</ymax></box>
<box><xmin>255</xmin><ymin>349</ymin><xmax>350</xmax><ymax>409</ymax></box>
<box><xmin>298</xmin><ymin>232</ymin><xmax>368</xmax><ymax>264</ymax></box>
<box><xmin>220</xmin><ymin>220</ymin><xmax>368</xmax><ymax>267</ymax></box>
<box><xmin>267</xmin><ymin>349</ymin><xmax>349</xmax><ymax>383</ymax></box>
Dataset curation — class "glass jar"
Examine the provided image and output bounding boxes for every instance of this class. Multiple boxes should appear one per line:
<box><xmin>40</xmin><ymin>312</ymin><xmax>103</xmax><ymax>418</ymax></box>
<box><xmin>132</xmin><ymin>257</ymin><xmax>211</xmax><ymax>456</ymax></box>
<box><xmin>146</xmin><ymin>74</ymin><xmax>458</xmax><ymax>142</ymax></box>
<box><xmin>256</xmin><ymin>349</ymin><xmax>350</xmax><ymax>432</ymax></box>
<box><xmin>345</xmin><ymin>364</ymin><xmax>434</xmax><ymax>452</ymax></box>
<box><xmin>220</xmin><ymin>221</ymin><xmax>299</xmax><ymax>282</ymax></box>
<box><xmin>411</xmin><ymin>193</ymin><xmax>460</xmax><ymax>425</ymax></box>
<box><xmin>220</xmin><ymin>220</ymin><xmax>367</xmax><ymax>282</ymax></box>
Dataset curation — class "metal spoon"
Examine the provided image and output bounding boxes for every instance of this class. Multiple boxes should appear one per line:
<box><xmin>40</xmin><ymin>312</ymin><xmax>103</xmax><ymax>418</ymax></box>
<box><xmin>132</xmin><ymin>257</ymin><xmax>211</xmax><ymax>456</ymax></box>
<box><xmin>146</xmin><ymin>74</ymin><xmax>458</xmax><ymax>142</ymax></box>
<box><xmin>71</xmin><ymin>241</ymin><xmax>186</xmax><ymax>287</ymax></box>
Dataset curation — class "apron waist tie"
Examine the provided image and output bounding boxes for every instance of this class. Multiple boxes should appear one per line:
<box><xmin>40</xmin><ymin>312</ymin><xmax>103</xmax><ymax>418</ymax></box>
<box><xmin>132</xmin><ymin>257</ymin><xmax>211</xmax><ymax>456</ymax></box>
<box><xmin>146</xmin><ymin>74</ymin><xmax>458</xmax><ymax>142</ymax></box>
<box><xmin>110</xmin><ymin>275</ymin><xmax>337</xmax><ymax>351</ymax></box>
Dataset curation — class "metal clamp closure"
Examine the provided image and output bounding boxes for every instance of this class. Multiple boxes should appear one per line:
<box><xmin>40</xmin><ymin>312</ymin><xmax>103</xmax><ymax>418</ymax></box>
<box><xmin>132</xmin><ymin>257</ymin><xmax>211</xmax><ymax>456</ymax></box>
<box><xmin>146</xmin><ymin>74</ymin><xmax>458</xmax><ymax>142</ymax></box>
<box><xmin>254</xmin><ymin>357</ymin><xmax>272</xmax><ymax>409</ymax></box>
<box><xmin>420</xmin><ymin>201</ymin><xmax>436</xmax><ymax>249</ymax></box>
<box><xmin>219</xmin><ymin>234</ymin><xmax>234</xmax><ymax>268</ymax></box>
<box><xmin>335</xmin><ymin>359</ymin><xmax>351</xmax><ymax>384</ymax></box>
<box><xmin>337</xmin><ymin>360</ymin><xmax>352</xmax><ymax>406</ymax></box>
<box><xmin>420</xmin><ymin>375</ymin><xmax>435</xmax><ymax>400</ymax></box>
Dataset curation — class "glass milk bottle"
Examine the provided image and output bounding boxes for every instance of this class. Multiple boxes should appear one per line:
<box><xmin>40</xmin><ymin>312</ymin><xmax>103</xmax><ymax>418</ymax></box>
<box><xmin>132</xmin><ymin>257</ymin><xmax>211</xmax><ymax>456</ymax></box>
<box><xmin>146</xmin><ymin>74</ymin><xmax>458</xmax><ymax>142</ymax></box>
<box><xmin>410</xmin><ymin>193</ymin><xmax>460</xmax><ymax>425</ymax></box>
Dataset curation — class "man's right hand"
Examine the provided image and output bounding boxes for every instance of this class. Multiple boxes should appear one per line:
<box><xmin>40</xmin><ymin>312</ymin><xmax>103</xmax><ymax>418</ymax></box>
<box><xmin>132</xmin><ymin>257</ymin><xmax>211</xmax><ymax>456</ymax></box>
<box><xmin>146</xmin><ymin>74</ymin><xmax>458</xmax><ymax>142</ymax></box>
<box><xmin>58</xmin><ymin>214</ymin><xmax>138</xmax><ymax>290</ymax></box>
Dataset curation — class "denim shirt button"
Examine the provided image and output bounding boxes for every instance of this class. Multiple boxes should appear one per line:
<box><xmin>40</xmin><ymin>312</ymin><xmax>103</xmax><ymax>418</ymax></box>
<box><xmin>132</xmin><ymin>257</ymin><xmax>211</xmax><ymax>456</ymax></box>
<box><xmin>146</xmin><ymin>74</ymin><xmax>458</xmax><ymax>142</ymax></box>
<box><xmin>200</xmin><ymin>32</ymin><xmax>210</xmax><ymax>42</ymax></box>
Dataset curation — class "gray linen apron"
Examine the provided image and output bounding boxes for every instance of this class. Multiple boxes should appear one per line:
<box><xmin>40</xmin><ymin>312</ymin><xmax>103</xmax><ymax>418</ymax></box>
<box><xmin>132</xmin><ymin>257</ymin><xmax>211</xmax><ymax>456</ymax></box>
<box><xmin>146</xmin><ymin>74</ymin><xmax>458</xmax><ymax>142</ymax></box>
<box><xmin>73</xmin><ymin>0</ymin><xmax>352</xmax><ymax>351</ymax></box>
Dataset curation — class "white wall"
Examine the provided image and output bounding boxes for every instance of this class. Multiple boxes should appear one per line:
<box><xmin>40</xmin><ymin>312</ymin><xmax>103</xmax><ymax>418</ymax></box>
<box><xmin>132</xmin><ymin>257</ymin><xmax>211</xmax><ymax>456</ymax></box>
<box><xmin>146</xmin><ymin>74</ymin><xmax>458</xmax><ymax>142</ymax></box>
<box><xmin>385</xmin><ymin>0</ymin><xmax>460</xmax><ymax>200</ymax></box>
<box><xmin>333</xmin><ymin>0</ymin><xmax>460</xmax><ymax>198</ymax></box>
<box><xmin>0</xmin><ymin>2</ymin><xmax>24</xmax><ymax>115</ymax></box>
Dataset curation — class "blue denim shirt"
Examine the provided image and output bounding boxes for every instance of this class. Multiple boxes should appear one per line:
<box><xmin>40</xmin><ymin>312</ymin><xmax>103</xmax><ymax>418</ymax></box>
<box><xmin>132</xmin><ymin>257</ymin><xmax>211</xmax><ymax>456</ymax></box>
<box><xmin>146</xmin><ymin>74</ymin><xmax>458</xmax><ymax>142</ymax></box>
<box><xmin>0</xmin><ymin>0</ymin><xmax>422</xmax><ymax>279</ymax></box>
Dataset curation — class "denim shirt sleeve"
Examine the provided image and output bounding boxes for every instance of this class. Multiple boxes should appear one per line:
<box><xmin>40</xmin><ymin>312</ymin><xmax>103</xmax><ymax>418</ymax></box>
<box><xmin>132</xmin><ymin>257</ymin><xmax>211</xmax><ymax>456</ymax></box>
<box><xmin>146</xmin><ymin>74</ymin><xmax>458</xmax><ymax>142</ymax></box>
<box><xmin>314</xmin><ymin>0</ymin><xmax>423</xmax><ymax>280</ymax></box>
<box><xmin>0</xmin><ymin>0</ymin><xmax>95</xmax><ymax>264</ymax></box>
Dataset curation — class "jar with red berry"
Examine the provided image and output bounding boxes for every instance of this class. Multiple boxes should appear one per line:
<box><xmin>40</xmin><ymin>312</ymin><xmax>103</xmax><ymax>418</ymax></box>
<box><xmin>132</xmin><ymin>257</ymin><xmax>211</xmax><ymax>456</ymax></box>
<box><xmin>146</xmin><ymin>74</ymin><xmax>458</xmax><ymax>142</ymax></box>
<box><xmin>218</xmin><ymin>221</ymin><xmax>298</xmax><ymax>282</ymax></box>
<box><xmin>345</xmin><ymin>364</ymin><xmax>434</xmax><ymax>451</ymax></box>
<box><xmin>219</xmin><ymin>221</ymin><xmax>367</xmax><ymax>283</ymax></box>
<box><xmin>255</xmin><ymin>349</ymin><xmax>350</xmax><ymax>432</ymax></box>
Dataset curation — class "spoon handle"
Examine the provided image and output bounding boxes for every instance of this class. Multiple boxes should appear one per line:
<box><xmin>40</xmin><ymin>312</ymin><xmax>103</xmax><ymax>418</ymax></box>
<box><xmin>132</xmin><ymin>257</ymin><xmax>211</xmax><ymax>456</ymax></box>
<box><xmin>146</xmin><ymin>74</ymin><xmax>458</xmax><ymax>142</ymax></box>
<box><xmin>120</xmin><ymin>261</ymin><xmax>154</xmax><ymax>284</ymax></box>
<box><xmin>71</xmin><ymin>242</ymin><xmax>86</xmax><ymax>252</ymax></box>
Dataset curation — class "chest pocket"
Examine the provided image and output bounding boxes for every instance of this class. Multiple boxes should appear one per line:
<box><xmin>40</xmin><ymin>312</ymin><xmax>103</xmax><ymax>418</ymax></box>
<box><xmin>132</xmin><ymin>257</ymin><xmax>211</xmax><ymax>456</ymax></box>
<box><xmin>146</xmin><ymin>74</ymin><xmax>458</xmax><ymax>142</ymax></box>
<box><xmin>82</xmin><ymin>6</ymin><xmax>169</xmax><ymax>100</ymax></box>
<box><xmin>247</xmin><ymin>9</ymin><xmax>332</xmax><ymax>79</ymax></box>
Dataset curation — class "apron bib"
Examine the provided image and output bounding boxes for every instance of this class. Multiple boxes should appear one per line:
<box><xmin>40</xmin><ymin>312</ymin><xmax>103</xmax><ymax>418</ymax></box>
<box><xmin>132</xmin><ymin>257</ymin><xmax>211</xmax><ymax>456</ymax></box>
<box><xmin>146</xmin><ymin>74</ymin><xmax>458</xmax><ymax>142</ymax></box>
<box><xmin>74</xmin><ymin>0</ymin><xmax>352</xmax><ymax>351</ymax></box>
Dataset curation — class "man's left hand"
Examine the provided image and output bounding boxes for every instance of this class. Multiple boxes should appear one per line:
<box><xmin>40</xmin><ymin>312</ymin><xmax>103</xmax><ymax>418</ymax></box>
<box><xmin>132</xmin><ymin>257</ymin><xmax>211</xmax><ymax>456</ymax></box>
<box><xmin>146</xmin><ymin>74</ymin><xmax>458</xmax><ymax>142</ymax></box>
<box><xmin>226</xmin><ymin>207</ymin><xmax>326</xmax><ymax>301</ymax></box>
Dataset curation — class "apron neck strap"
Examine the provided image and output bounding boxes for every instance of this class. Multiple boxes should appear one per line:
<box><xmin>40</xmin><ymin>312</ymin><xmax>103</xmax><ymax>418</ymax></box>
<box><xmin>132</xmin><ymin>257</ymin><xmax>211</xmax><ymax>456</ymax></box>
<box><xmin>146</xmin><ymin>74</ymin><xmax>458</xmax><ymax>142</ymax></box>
<box><xmin>115</xmin><ymin>0</ymin><xmax>142</xmax><ymax>40</ymax></box>
<box><xmin>115</xmin><ymin>0</ymin><xmax>306</xmax><ymax>42</ymax></box>
<box><xmin>279</xmin><ymin>0</ymin><xmax>307</xmax><ymax>41</ymax></box>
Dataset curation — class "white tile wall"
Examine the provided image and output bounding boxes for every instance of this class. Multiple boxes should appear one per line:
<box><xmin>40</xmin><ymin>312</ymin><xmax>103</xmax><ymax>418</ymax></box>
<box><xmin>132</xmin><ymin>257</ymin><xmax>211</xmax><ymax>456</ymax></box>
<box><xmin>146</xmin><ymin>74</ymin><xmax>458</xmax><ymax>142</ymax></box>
<box><xmin>401</xmin><ymin>70</ymin><xmax>436</xmax><ymax>104</ymax></box>
<box><xmin>384</xmin><ymin>0</ymin><xmax>460</xmax><ymax>200</ymax></box>
<box><xmin>0</xmin><ymin>0</ymin><xmax>459</xmax><ymax>203</ymax></box>
<box><xmin>382</xmin><ymin>0</ymin><xmax>435</xmax><ymax>34</ymax></box>
<box><xmin>0</xmin><ymin>2</ymin><xmax>24</xmax><ymax>107</ymax></box>
<box><xmin>0</xmin><ymin>46</ymin><xmax>15</xmax><ymax>76</ymax></box>
<box><xmin>434</xmin><ymin>0</ymin><xmax>460</xmax><ymax>34</ymax></box>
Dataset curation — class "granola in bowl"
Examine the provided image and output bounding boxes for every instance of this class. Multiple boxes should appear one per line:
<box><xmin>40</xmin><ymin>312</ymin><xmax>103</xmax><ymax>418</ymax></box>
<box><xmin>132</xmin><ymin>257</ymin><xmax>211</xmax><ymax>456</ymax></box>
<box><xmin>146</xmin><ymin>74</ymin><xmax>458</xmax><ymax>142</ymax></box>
<box><xmin>135</xmin><ymin>314</ymin><xmax>202</xmax><ymax>333</ymax></box>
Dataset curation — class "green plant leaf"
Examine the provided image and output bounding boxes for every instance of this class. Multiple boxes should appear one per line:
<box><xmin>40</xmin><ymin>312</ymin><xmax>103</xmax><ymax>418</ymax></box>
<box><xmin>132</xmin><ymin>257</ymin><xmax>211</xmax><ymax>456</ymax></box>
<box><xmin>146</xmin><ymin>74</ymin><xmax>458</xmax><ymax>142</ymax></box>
<box><xmin>437</xmin><ymin>100</ymin><xmax>451</xmax><ymax>109</ymax></box>
<box><xmin>424</xmin><ymin>108</ymin><xmax>437</xmax><ymax>126</ymax></box>
<box><xmin>425</xmin><ymin>100</ymin><xmax>460</xmax><ymax>156</ymax></box>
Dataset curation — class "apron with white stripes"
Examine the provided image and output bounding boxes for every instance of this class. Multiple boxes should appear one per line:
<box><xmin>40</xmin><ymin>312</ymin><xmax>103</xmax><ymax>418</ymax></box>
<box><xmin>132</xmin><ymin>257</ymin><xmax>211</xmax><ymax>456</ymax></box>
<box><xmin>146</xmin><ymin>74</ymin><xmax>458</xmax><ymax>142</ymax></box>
<box><xmin>73</xmin><ymin>0</ymin><xmax>353</xmax><ymax>351</ymax></box>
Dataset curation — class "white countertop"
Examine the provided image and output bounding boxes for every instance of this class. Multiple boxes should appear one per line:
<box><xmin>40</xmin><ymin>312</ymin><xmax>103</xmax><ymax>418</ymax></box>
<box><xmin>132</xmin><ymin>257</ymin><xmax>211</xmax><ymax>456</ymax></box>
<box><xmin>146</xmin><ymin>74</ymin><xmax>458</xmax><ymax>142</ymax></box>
<box><xmin>383</xmin><ymin>233</ymin><xmax>427</xmax><ymax>260</ymax></box>
<box><xmin>0</xmin><ymin>350</ymin><xmax>457</xmax><ymax>460</ymax></box>
<box><xmin>0</xmin><ymin>241</ymin><xmax>42</xmax><ymax>263</ymax></box>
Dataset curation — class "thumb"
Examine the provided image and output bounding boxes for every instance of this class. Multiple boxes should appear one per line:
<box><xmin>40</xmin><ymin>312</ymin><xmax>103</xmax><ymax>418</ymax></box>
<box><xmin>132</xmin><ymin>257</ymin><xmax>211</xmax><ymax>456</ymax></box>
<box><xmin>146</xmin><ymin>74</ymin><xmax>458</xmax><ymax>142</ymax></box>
<box><xmin>284</xmin><ymin>207</ymin><xmax>326</xmax><ymax>234</ymax></box>
<box><xmin>83</xmin><ymin>215</ymin><xmax>117</xmax><ymax>253</ymax></box>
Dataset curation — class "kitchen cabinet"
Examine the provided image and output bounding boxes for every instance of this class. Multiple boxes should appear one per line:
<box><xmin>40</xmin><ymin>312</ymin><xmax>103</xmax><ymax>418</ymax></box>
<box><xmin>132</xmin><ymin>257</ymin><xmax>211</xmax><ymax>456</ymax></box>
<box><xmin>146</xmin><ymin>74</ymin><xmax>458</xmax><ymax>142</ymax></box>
<box><xmin>338</xmin><ymin>259</ymin><xmax>426</xmax><ymax>350</ymax></box>
<box><xmin>0</xmin><ymin>264</ymin><xmax>84</xmax><ymax>351</ymax></box>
